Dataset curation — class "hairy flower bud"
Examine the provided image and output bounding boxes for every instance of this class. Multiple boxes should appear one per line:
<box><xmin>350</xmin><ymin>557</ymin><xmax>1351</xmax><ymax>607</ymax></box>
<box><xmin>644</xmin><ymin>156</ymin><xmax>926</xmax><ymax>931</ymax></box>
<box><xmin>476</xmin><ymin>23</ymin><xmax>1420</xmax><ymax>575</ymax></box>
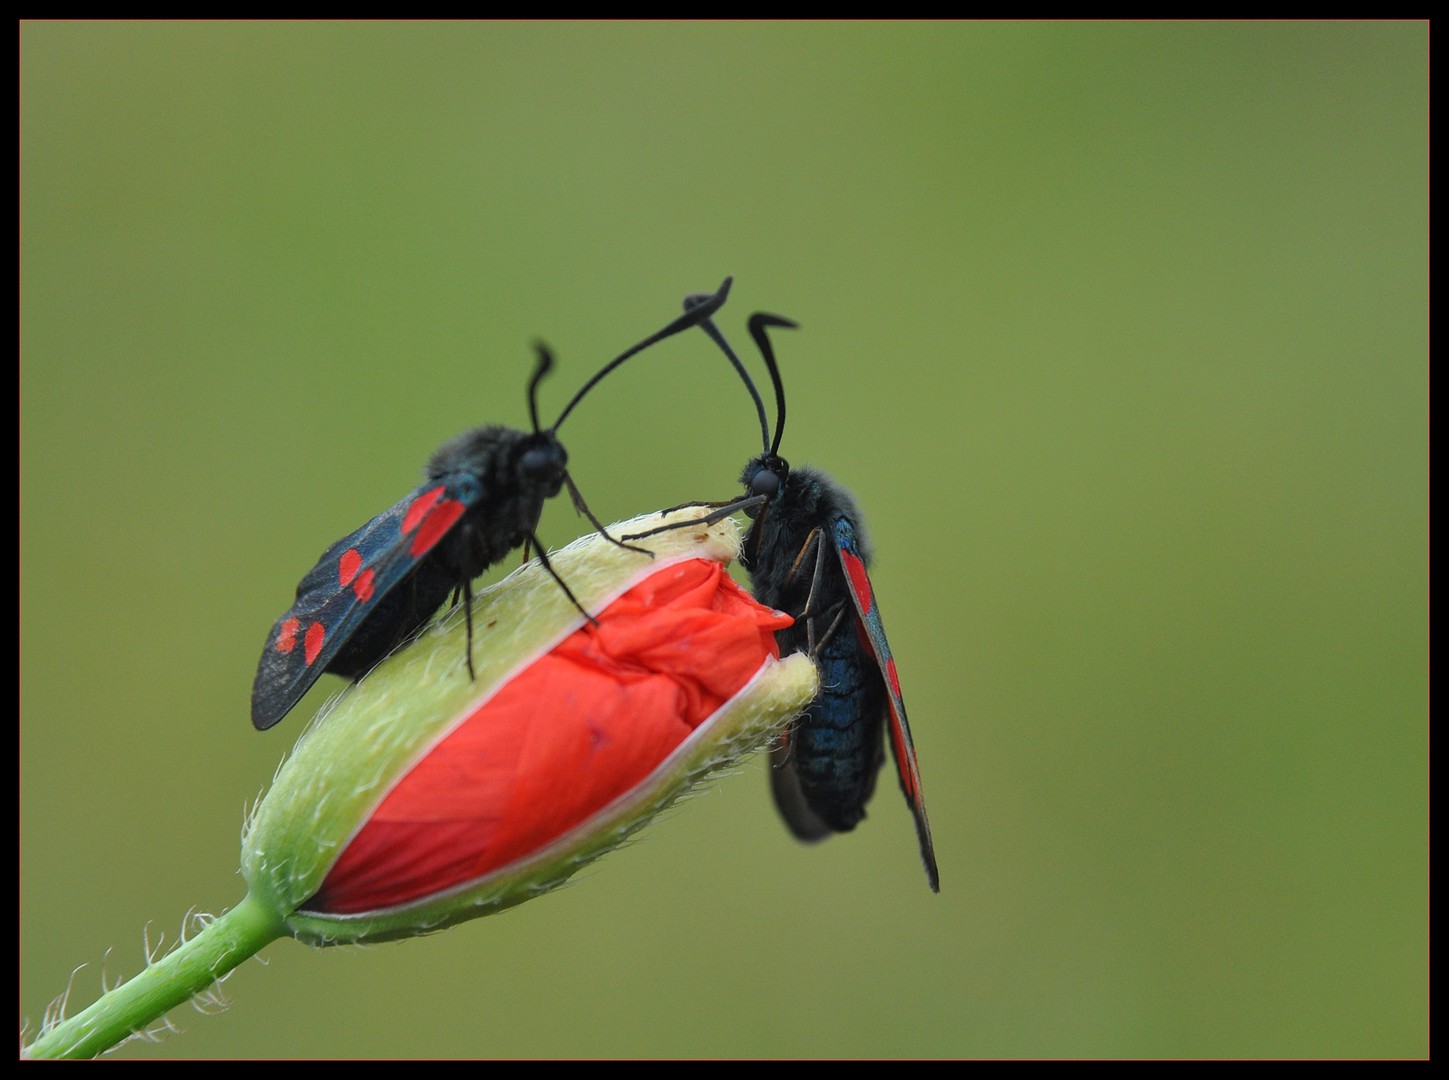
<box><xmin>241</xmin><ymin>508</ymin><xmax>818</xmax><ymax>945</ymax></box>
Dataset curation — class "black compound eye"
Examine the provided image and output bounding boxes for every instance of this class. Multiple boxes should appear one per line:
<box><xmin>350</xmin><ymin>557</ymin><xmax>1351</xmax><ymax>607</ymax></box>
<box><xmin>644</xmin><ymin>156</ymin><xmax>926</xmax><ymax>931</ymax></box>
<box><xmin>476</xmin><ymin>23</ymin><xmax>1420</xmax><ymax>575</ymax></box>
<box><xmin>750</xmin><ymin>469</ymin><xmax>781</xmax><ymax>500</ymax></box>
<box><xmin>519</xmin><ymin>444</ymin><xmax>564</xmax><ymax>481</ymax></box>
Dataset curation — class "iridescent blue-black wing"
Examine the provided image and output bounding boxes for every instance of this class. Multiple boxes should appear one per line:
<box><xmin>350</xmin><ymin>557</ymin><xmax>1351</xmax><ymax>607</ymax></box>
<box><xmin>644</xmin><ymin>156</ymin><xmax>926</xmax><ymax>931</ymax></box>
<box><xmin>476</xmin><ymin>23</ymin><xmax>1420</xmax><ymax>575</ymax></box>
<box><xmin>250</xmin><ymin>474</ymin><xmax>484</xmax><ymax>731</ymax></box>
<box><xmin>830</xmin><ymin>511</ymin><xmax>939</xmax><ymax>892</ymax></box>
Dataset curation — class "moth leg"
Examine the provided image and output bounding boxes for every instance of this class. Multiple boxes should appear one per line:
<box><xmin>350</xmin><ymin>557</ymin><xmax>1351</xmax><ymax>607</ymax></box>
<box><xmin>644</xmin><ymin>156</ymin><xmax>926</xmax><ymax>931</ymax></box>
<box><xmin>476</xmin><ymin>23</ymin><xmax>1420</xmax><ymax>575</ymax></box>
<box><xmin>639</xmin><ymin>494</ymin><xmax>751</xmax><ymax>520</ymax></box>
<box><xmin>786</xmin><ymin>531</ymin><xmax>850</xmax><ymax>656</ymax></box>
<box><xmin>807</xmin><ymin>602</ymin><xmax>850</xmax><ymax>657</ymax></box>
<box><xmin>462</xmin><ymin>576</ymin><xmax>477</xmax><ymax>680</ymax></box>
<box><xmin>622</xmin><ymin>493</ymin><xmax>768</xmax><ymax>541</ymax></box>
<box><xmin>564</xmin><ymin>472</ymin><xmax>653</xmax><ymax>556</ymax></box>
<box><xmin>785</xmin><ymin>527</ymin><xmax>831</xmax><ymax>621</ymax></box>
<box><xmin>529</xmin><ymin>529</ymin><xmax>600</xmax><ymax>627</ymax></box>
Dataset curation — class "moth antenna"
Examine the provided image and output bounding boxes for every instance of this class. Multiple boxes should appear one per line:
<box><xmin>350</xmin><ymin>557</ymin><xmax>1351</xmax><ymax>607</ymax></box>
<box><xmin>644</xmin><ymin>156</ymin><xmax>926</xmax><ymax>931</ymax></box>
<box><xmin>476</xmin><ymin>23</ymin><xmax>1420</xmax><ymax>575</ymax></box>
<box><xmin>551</xmin><ymin>276</ymin><xmax>734</xmax><ymax>431</ymax></box>
<box><xmin>564</xmin><ymin>470</ymin><xmax>652</xmax><ymax>556</ymax></box>
<box><xmin>527</xmin><ymin>344</ymin><xmax>555</xmax><ymax>434</ymax></box>
<box><xmin>692</xmin><ymin>314</ymin><xmax>772</xmax><ymax>456</ymax></box>
<box><xmin>748</xmin><ymin>313</ymin><xmax>798</xmax><ymax>457</ymax></box>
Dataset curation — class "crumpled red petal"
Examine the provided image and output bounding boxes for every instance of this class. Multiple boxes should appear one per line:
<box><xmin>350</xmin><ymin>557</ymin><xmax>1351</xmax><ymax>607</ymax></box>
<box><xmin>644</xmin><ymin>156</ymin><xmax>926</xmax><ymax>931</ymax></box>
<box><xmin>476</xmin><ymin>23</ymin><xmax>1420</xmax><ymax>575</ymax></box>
<box><xmin>307</xmin><ymin>558</ymin><xmax>791</xmax><ymax>915</ymax></box>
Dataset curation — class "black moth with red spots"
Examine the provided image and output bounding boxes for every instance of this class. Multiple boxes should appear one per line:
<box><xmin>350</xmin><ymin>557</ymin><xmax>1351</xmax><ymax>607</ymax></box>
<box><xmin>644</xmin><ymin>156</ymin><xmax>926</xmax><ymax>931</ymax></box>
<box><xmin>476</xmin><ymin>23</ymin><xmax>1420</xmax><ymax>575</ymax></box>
<box><xmin>627</xmin><ymin>304</ymin><xmax>938</xmax><ymax>891</ymax></box>
<box><xmin>250</xmin><ymin>279</ymin><xmax>732</xmax><ymax>731</ymax></box>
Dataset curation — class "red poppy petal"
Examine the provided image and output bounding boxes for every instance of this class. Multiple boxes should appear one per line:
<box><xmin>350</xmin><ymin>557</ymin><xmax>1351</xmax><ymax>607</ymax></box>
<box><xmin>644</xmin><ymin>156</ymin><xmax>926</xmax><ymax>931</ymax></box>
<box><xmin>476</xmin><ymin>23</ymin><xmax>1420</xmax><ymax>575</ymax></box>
<box><xmin>309</xmin><ymin>559</ymin><xmax>791</xmax><ymax>915</ymax></box>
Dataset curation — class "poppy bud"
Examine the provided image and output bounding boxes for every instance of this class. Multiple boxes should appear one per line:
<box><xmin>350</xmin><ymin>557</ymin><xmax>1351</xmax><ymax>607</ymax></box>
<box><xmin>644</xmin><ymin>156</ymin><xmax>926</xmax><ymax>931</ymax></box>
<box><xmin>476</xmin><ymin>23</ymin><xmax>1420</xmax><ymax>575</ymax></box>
<box><xmin>25</xmin><ymin>509</ymin><xmax>815</xmax><ymax>1059</ymax></box>
<box><xmin>241</xmin><ymin>508</ymin><xmax>818</xmax><ymax>946</ymax></box>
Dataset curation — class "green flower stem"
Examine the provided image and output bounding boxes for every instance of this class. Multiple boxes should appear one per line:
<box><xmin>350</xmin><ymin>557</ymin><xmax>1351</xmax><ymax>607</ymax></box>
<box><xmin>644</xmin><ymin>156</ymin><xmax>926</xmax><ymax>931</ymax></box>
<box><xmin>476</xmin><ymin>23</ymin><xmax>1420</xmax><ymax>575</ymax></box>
<box><xmin>24</xmin><ymin>893</ymin><xmax>286</xmax><ymax>1060</ymax></box>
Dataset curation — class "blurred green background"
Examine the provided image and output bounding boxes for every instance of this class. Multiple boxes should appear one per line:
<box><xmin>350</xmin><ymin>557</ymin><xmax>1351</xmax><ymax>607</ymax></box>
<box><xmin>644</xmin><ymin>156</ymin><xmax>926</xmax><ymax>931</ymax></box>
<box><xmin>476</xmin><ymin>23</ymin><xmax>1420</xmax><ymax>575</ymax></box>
<box><xmin>21</xmin><ymin>22</ymin><xmax>1426</xmax><ymax>1059</ymax></box>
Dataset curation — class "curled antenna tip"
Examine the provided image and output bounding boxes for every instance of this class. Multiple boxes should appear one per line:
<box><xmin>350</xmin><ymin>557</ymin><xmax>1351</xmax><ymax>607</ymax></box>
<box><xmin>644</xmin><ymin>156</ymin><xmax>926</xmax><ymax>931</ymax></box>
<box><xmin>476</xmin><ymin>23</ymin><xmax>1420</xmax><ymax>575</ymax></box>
<box><xmin>749</xmin><ymin>313</ymin><xmax>799</xmax><ymax>330</ymax></box>
<box><xmin>527</xmin><ymin>344</ymin><xmax>555</xmax><ymax>433</ymax></box>
<box><xmin>684</xmin><ymin>275</ymin><xmax>733</xmax><ymax>313</ymax></box>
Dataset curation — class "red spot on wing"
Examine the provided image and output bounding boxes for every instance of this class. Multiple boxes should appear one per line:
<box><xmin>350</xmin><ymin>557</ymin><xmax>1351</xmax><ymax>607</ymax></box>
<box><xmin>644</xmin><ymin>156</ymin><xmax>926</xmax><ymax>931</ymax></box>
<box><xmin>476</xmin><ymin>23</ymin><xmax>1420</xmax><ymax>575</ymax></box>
<box><xmin>275</xmin><ymin>617</ymin><xmax>301</xmax><ymax>653</ymax></box>
<box><xmin>409</xmin><ymin>499</ymin><xmax>466</xmax><ymax>557</ymax></box>
<box><xmin>840</xmin><ymin>549</ymin><xmax>874</xmax><ymax>617</ymax></box>
<box><xmin>883</xmin><ymin>659</ymin><xmax>916</xmax><ymax>800</ymax></box>
<box><xmin>890</xmin><ymin>718</ymin><xmax>919</xmax><ymax>800</ymax></box>
<box><xmin>337</xmin><ymin>547</ymin><xmax>375</xmax><ymax>601</ymax></box>
<box><xmin>353</xmin><ymin>568</ymin><xmax>376</xmax><ymax>602</ymax></box>
<box><xmin>401</xmin><ymin>486</ymin><xmax>446</xmax><ymax>535</ymax></box>
<box><xmin>885</xmin><ymin>656</ymin><xmax>903</xmax><ymax>701</ymax></box>
<box><xmin>304</xmin><ymin>622</ymin><xmax>326</xmax><ymax>666</ymax></box>
<box><xmin>338</xmin><ymin>548</ymin><xmax>363</xmax><ymax>587</ymax></box>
